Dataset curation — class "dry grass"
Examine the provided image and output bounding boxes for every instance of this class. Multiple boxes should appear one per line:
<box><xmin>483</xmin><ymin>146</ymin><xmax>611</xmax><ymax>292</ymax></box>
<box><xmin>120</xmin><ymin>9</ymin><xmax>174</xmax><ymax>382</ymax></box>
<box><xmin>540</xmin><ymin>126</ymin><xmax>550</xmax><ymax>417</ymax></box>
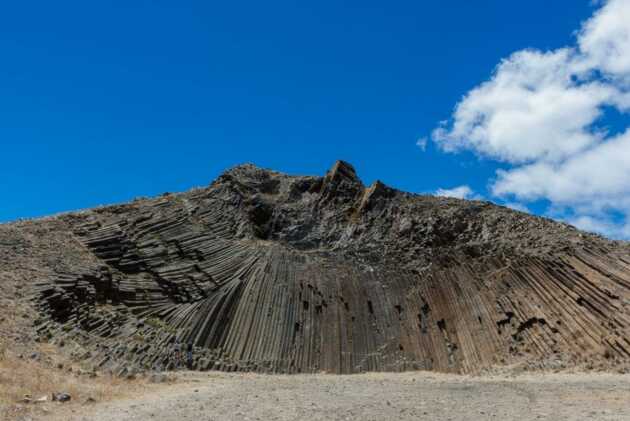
<box><xmin>0</xmin><ymin>259</ymin><xmax>145</xmax><ymax>420</ymax></box>
<box><xmin>0</xmin><ymin>339</ymin><xmax>143</xmax><ymax>421</ymax></box>
<box><xmin>0</xmin><ymin>224</ymin><xmax>150</xmax><ymax>420</ymax></box>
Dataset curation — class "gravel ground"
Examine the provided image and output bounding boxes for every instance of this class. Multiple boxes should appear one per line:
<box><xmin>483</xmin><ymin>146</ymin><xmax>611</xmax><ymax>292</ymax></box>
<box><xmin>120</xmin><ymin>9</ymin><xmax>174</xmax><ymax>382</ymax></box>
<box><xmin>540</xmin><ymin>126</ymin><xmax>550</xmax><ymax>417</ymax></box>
<box><xmin>57</xmin><ymin>371</ymin><xmax>630</xmax><ymax>421</ymax></box>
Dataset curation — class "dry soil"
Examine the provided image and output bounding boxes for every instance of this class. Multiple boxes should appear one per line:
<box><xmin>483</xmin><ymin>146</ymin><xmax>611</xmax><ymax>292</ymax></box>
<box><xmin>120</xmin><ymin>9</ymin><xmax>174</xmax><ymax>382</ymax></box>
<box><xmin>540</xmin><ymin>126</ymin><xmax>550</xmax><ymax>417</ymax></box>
<box><xmin>53</xmin><ymin>371</ymin><xmax>630</xmax><ymax>421</ymax></box>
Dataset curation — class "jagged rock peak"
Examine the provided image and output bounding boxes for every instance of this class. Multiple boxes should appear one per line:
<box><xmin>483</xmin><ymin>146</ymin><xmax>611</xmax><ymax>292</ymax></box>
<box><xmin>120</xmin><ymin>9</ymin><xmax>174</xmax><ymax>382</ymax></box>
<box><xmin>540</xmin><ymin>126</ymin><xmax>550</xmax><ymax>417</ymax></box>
<box><xmin>213</xmin><ymin>160</ymin><xmax>388</xmax><ymax>200</ymax></box>
<box><xmin>220</xmin><ymin>162</ymin><xmax>284</xmax><ymax>178</ymax></box>
<box><xmin>318</xmin><ymin>160</ymin><xmax>365</xmax><ymax>203</ymax></box>
<box><xmin>324</xmin><ymin>160</ymin><xmax>362</xmax><ymax>185</ymax></box>
<box><xmin>357</xmin><ymin>180</ymin><xmax>397</xmax><ymax>214</ymax></box>
<box><xmin>216</xmin><ymin>162</ymin><xmax>280</xmax><ymax>184</ymax></box>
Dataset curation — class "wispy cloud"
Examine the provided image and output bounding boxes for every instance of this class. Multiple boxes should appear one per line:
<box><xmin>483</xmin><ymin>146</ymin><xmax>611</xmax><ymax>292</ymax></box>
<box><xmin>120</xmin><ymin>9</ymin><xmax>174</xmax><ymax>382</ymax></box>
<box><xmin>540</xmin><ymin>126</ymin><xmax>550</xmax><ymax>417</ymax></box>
<box><xmin>416</xmin><ymin>137</ymin><xmax>428</xmax><ymax>151</ymax></box>
<box><xmin>435</xmin><ymin>185</ymin><xmax>477</xmax><ymax>200</ymax></box>
<box><xmin>503</xmin><ymin>202</ymin><xmax>530</xmax><ymax>213</ymax></box>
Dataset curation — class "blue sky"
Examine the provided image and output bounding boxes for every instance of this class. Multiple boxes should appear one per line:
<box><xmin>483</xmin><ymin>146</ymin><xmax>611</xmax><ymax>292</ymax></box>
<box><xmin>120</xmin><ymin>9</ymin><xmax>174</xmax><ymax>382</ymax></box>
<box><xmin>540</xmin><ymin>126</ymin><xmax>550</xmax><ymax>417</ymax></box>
<box><xmin>2</xmin><ymin>1</ymin><xmax>628</xmax><ymax>238</ymax></box>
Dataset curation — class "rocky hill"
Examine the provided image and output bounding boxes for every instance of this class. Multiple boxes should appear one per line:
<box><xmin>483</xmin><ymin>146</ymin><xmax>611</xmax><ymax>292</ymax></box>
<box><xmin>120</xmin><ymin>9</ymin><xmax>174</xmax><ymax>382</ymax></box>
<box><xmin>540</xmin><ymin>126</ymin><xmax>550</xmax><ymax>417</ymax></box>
<box><xmin>2</xmin><ymin>161</ymin><xmax>630</xmax><ymax>375</ymax></box>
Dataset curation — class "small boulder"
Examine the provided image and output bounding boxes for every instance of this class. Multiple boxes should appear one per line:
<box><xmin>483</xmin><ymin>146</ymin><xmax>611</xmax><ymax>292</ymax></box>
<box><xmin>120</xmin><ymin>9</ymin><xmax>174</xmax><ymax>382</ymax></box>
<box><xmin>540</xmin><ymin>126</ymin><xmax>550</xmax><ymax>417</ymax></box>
<box><xmin>52</xmin><ymin>392</ymin><xmax>71</xmax><ymax>403</ymax></box>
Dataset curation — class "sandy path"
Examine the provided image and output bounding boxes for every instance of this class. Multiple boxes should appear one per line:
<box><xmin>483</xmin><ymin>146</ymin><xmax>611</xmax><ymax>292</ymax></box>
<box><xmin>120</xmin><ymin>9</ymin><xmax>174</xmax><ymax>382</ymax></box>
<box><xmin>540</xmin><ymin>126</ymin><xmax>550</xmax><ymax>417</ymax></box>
<box><xmin>59</xmin><ymin>372</ymin><xmax>630</xmax><ymax>421</ymax></box>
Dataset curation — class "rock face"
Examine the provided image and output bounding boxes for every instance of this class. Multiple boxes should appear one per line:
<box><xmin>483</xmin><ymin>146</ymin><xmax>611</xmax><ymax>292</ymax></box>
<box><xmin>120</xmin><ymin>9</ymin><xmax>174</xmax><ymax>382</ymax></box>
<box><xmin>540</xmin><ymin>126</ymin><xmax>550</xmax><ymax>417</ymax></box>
<box><xmin>25</xmin><ymin>161</ymin><xmax>630</xmax><ymax>374</ymax></box>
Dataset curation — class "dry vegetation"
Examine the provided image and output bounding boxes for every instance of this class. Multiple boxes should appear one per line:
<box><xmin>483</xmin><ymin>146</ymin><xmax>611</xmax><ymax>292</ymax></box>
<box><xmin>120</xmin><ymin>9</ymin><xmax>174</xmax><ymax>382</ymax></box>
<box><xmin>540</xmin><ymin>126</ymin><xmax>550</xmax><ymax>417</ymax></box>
<box><xmin>0</xmin><ymin>220</ymin><xmax>141</xmax><ymax>420</ymax></box>
<box><xmin>0</xmin><ymin>337</ymin><xmax>144</xmax><ymax>421</ymax></box>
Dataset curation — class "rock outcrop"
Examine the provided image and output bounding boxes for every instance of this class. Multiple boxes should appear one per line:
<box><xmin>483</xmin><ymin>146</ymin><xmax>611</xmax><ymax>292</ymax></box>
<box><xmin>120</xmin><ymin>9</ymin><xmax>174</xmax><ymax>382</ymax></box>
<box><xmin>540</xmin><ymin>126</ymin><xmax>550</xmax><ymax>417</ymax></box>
<box><xmin>18</xmin><ymin>161</ymin><xmax>630</xmax><ymax>374</ymax></box>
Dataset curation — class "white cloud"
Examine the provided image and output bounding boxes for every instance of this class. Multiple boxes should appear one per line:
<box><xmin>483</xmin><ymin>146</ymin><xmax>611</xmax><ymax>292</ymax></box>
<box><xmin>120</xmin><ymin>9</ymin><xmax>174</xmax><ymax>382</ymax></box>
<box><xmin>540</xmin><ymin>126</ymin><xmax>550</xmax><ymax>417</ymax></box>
<box><xmin>578</xmin><ymin>0</ymin><xmax>630</xmax><ymax>82</ymax></box>
<box><xmin>569</xmin><ymin>215</ymin><xmax>615</xmax><ymax>237</ymax></box>
<box><xmin>432</xmin><ymin>48</ymin><xmax>620</xmax><ymax>163</ymax></box>
<box><xmin>431</xmin><ymin>0</ymin><xmax>630</xmax><ymax>239</ymax></box>
<box><xmin>492</xmin><ymin>129</ymin><xmax>630</xmax><ymax>207</ymax></box>
<box><xmin>503</xmin><ymin>202</ymin><xmax>530</xmax><ymax>213</ymax></box>
<box><xmin>416</xmin><ymin>137</ymin><xmax>428</xmax><ymax>151</ymax></box>
<box><xmin>436</xmin><ymin>185</ymin><xmax>475</xmax><ymax>200</ymax></box>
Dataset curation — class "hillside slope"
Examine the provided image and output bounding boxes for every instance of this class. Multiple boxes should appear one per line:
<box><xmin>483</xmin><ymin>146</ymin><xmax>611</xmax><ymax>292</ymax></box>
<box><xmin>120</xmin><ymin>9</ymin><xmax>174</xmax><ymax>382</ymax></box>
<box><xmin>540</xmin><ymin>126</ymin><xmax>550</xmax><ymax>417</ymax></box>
<box><xmin>3</xmin><ymin>161</ymin><xmax>630</xmax><ymax>375</ymax></box>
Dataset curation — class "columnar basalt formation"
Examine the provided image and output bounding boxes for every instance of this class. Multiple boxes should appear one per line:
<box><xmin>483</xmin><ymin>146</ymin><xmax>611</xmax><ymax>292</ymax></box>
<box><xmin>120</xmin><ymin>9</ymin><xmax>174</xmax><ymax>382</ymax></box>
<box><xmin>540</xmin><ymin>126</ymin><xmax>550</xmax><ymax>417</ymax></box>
<box><xmin>25</xmin><ymin>161</ymin><xmax>630</xmax><ymax>375</ymax></box>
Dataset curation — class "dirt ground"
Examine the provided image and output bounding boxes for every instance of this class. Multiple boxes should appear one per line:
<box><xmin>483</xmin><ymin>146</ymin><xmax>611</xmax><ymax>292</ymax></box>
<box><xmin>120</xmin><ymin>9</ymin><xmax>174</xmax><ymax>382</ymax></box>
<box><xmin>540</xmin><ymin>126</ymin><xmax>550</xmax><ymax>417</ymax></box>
<box><xmin>45</xmin><ymin>371</ymin><xmax>630</xmax><ymax>421</ymax></box>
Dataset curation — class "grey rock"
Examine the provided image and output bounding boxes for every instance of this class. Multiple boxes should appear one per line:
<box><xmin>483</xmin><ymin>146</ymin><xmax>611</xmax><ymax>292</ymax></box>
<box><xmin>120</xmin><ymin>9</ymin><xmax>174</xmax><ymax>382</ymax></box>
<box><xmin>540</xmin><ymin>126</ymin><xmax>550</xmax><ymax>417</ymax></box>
<box><xmin>6</xmin><ymin>161</ymin><xmax>630</xmax><ymax>376</ymax></box>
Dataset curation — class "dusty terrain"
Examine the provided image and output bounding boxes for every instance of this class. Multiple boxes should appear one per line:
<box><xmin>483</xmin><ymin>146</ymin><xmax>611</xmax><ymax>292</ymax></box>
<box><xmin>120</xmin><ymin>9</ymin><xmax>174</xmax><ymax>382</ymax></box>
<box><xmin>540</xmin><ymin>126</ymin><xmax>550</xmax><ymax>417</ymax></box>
<box><xmin>54</xmin><ymin>371</ymin><xmax>630</xmax><ymax>421</ymax></box>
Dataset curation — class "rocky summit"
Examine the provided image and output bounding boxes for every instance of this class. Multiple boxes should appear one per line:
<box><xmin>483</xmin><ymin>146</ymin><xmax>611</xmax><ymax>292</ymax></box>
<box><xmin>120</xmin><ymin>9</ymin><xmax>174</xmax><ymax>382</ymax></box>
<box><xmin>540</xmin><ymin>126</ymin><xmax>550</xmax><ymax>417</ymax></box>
<box><xmin>3</xmin><ymin>161</ymin><xmax>630</xmax><ymax>376</ymax></box>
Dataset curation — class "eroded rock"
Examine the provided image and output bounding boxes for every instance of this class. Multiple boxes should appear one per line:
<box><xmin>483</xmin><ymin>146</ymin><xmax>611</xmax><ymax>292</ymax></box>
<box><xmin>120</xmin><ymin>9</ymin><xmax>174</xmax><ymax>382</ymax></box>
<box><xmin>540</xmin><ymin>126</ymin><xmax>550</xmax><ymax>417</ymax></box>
<box><xmin>19</xmin><ymin>161</ymin><xmax>630</xmax><ymax>375</ymax></box>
